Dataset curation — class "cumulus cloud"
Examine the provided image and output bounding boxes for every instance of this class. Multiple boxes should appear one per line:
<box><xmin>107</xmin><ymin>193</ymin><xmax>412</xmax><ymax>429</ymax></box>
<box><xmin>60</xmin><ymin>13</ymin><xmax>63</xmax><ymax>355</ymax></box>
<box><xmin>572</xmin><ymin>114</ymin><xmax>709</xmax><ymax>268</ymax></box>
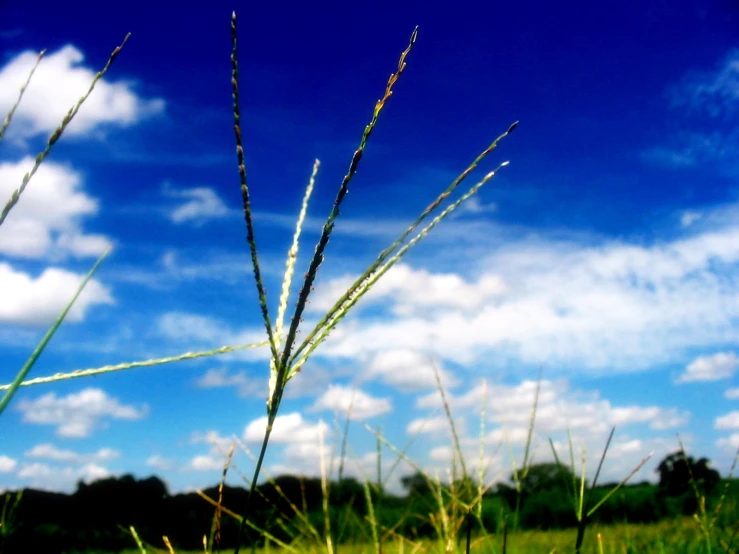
<box><xmin>677</xmin><ymin>352</ymin><xmax>739</xmax><ymax>383</ymax></box>
<box><xmin>0</xmin><ymin>262</ymin><xmax>113</xmax><ymax>326</ymax></box>
<box><xmin>362</xmin><ymin>349</ymin><xmax>459</xmax><ymax>391</ymax></box>
<box><xmin>417</xmin><ymin>379</ymin><xmax>688</xmax><ymax>438</ymax></box>
<box><xmin>0</xmin><ymin>456</ymin><xmax>17</xmax><ymax>473</ymax></box>
<box><xmin>0</xmin><ymin>44</ymin><xmax>164</xmax><ymax>140</ymax></box>
<box><xmin>16</xmin><ymin>388</ymin><xmax>147</xmax><ymax>438</ymax></box>
<box><xmin>310</xmin><ymin>385</ymin><xmax>391</xmax><ymax>419</ymax></box>
<box><xmin>244</xmin><ymin>412</ymin><xmax>329</xmax><ymax>445</ymax></box>
<box><xmin>163</xmin><ymin>184</ymin><xmax>231</xmax><ymax>225</ymax></box>
<box><xmin>0</xmin><ymin>158</ymin><xmax>113</xmax><ymax>260</ymax></box>
<box><xmin>715</xmin><ymin>411</ymin><xmax>739</xmax><ymax>430</ymax></box>
<box><xmin>25</xmin><ymin>443</ymin><xmax>119</xmax><ymax>464</ymax></box>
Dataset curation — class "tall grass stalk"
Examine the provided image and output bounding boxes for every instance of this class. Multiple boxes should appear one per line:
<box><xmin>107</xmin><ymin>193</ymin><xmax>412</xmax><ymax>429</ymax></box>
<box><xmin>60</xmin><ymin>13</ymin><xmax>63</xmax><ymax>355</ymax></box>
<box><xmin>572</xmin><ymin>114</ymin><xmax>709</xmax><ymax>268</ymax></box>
<box><xmin>507</xmin><ymin>370</ymin><xmax>541</xmax><ymax>532</ymax></box>
<box><xmin>549</xmin><ymin>428</ymin><xmax>653</xmax><ymax>554</ymax></box>
<box><xmin>0</xmin><ymin>35</ymin><xmax>130</xmax><ymax>228</ymax></box>
<box><xmin>677</xmin><ymin>438</ymin><xmax>739</xmax><ymax>554</ymax></box>
<box><xmin>0</xmin><ymin>248</ymin><xmax>110</xmax><ymax>416</ymax></box>
<box><xmin>0</xmin><ymin>31</ymin><xmax>266</xmax><ymax>422</ymax></box>
<box><xmin>228</xmin><ymin>9</ymin><xmax>515</xmax><ymax>552</ymax></box>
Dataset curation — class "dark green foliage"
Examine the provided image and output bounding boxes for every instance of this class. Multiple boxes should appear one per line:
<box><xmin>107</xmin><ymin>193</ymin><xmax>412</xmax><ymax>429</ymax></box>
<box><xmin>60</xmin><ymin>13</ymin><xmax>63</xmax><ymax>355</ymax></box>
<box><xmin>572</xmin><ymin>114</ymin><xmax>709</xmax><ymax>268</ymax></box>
<box><xmin>400</xmin><ymin>471</ymin><xmax>436</xmax><ymax>498</ymax></box>
<box><xmin>1</xmin><ymin>471</ymin><xmax>737</xmax><ymax>552</ymax></box>
<box><xmin>656</xmin><ymin>451</ymin><xmax>721</xmax><ymax>499</ymax></box>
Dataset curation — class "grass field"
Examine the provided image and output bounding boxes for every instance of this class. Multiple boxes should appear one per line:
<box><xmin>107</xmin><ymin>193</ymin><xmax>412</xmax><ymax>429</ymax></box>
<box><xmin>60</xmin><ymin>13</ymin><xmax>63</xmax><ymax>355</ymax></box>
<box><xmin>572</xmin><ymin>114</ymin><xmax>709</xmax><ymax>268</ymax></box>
<box><xmin>111</xmin><ymin>518</ymin><xmax>733</xmax><ymax>554</ymax></box>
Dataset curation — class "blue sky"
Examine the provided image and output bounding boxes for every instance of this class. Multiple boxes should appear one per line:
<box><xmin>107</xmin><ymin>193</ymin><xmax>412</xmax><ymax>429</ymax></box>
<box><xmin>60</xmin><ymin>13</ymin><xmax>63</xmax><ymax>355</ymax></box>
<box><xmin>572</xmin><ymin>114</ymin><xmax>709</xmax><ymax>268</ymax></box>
<box><xmin>0</xmin><ymin>0</ymin><xmax>738</xmax><ymax>494</ymax></box>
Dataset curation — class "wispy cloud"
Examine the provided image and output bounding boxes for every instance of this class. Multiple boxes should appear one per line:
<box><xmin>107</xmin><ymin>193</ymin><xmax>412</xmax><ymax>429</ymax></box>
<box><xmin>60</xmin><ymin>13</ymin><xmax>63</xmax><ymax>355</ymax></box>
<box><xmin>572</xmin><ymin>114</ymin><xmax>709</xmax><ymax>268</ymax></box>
<box><xmin>669</xmin><ymin>49</ymin><xmax>739</xmax><ymax>119</ymax></box>
<box><xmin>163</xmin><ymin>184</ymin><xmax>232</xmax><ymax>225</ymax></box>
<box><xmin>25</xmin><ymin>443</ymin><xmax>120</xmax><ymax>464</ymax></box>
<box><xmin>304</xmin><ymin>209</ymin><xmax>739</xmax><ymax>374</ymax></box>
<box><xmin>16</xmin><ymin>462</ymin><xmax>112</xmax><ymax>492</ymax></box>
<box><xmin>644</xmin><ymin>49</ymin><xmax>739</xmax><ymax>172</ymax></box>
<box><xmin>146</xmin><ymin>455</ymin><xmax>175</xmax><ymax>471</ymax></box>
<box><xmin>195</xmin><ymin>367</ymin><xmax>264</xmax><ymax>398</ymax></box>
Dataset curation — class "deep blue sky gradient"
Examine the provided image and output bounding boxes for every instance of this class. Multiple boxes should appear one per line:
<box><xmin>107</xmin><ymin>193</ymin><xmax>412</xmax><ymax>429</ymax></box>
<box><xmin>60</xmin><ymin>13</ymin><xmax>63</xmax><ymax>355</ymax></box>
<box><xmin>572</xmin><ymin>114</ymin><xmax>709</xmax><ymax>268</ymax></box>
<box><xmin>0</xmin><ymin>0</ymin><xmax>738</xmax><ymax>494</ymax></box>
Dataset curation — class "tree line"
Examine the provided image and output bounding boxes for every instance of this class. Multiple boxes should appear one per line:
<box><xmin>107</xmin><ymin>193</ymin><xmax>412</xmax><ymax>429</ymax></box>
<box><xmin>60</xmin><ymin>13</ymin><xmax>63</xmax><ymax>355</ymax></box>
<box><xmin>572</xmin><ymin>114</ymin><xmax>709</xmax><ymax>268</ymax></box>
<box><xmin>0</xmin><ymin>450</ymin><xmax>734</xmax><ymax>553</ymax></box>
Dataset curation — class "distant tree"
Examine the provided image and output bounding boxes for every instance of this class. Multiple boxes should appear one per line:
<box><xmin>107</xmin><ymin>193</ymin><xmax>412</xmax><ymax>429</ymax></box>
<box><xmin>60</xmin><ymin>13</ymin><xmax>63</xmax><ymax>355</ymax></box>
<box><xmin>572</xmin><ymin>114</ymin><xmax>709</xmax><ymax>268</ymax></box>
<box><xmin>656</xmin><ymin>451</ymin><xmax>721</xmax><ymax>497</ymax></box>
<box><xmin>517</xmin><ymin>462</ymin><xmax>578</xmax><ymax>495</ymax></box>
<box><xmin>401</xmin><ymin>472</ymin><xmax>436</xmax><ymax>498</ymax></box>
<box><xmin>496</xmin><ymin>462</ymin><xmax>578</xmax><ymax>514</ymax></box>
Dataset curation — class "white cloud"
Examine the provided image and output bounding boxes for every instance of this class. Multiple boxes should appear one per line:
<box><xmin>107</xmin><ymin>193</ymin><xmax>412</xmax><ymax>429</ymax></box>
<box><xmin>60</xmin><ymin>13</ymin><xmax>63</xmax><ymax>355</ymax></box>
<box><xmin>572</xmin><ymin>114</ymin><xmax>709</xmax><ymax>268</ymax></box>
<box><xmin>362</xmin><ymin>349</ymin><xmax>459</xmax><ymax>391</ymax></box>
<box><xmin>190</xmin><ymin>430</ymin><xmax>235</xmax><ymax>456</ymax></box>
<box><xmin>310</xmin><ymin>263</ymin><xmax>506</xmax><ymax>316</ymax></box>
<box><xmin>156</xmin><ymin>312</ymin><xmax>268</xmax><ymax>361</ymax></box>
<box><xmin>25</xmin><ymin>443</ymin><xmax>119</xmax><ymax>464</ymax></box>
<box><xmin>310</xmin><ymin>385</ymin><xmax>391</xmax><ymax>419</ymax></box>
<box><xmin>0</xmin><ymin>455</ymin><xmax>17</xmax><ymax>473</ymax></box>
<box><xmin>645</xmin><ymin>50</ymin><xmax>739</xmax><ymax>171</ymax></box>
<box><xmin>16</xmin><ymin>388</ymin><xmax>147</xmax><ymax>438</ymax></box>
<box><xmin>146</xmin><ymin>455</ymin><xmax>174</xmax><ymax>471</ymax></box>
<box><xmin>0</xmin><ymin>262</ymin><xmax>114</xmax><ymax>326</ymax></box>
<box><xmin>677</xmin><ymin>352</ymin><xmax>738</xmax><ymax>383</ymax></box>
<box><xmin>305</xmin><ymin>214</ymin><xmax>739</xmax><ymax>374</ymax></box>
<box><xmin>715</xmin><ymin>411</ymin><xmax>739</xmax><ymax>430</ymax></box>
<box><xmin>16</xmin><ymin>462</ymin><xmax>112</xmax><ymax>492</ymax></box>
<box><xmin>164</xmin><ymin>185</ymin><xmax>231</xmax><ymax>225</ymax></box>
<box><xmin>680</xmin><ymin>211</ymin><xmax>702</xmax><ymax>228</ymax></box>
<box><xmin>0</xmin><ymin>44</ymin><xmax>164</xmax><ymax>140</ymax></box>
<box><xmin>407</xmin><ymin>416</ymin><xmax>465</xmax><ymax>437</ymax></box>
<box><xmin>417</xmin><ymin>379</ymin><xmax>688</xmax><ymax>439</ymax></box>
<box><xmin>726</xmin><ymin>387</ymin><xmax>739</xmax><ymax>399</ymax></box>
<box><xmin>195</xmin><ymin>368</ymin><xmax>264</xmax><ymax>398</ymax></box>
<box><xmin>244</xmin><ymin>412</ymin><xmax>329</xmax><ymax>444</ymax></box>
<box><xmin>0</xmin><ymin>158</ymin><xmax>113</xmax><ymax>260</ymax></box>
<box><xmin>717</xmin><ymin>433</ymin><xmax>739</xmax><ymax>450</ymax></box>
<box><xmin>188</xmin><ymin>455</ymin><xmax>225</xmax><ymax>471</ymax></box>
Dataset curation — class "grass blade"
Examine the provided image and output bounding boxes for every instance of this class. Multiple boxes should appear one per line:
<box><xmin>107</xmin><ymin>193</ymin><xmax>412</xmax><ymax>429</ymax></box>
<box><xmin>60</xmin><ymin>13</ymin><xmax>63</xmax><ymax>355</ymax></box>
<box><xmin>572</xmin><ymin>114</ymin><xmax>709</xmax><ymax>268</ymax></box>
<box><xmin>0</xmin><ymin>35</ymin><xmax>130</xmax><ymax>228</ymax></box>
<box><xmin>0</xmin><ymin>247</ymin><xmax>110</xmax><ymax>416</ymax></box>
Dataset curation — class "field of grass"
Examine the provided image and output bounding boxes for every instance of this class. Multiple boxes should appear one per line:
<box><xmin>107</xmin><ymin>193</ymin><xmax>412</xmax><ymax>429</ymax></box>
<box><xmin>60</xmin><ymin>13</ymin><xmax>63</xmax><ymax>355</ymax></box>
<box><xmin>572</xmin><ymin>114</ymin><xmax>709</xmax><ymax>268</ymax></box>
<box><xmin>110</xmin><ymin>518</ymin><xmax>733</xmax><ymax>554</ymax></box>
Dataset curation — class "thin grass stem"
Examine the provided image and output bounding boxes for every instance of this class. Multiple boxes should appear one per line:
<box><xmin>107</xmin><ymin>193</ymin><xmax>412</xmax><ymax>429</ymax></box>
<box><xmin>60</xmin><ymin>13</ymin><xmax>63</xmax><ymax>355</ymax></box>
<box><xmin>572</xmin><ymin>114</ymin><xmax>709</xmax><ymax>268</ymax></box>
<box><xmin>0</xmin><ymin>342</ymin><xmax>266</xmax><ymax>391</ymax></box>
<box><xmin>0</xmin><ymin>49</ymin><xmax>45</xmax><ymax>143</ymax></box>
<box><xmin>0</xmin><ymin>247</ymin><xmax>110</xmax><ymax>416</ymax></box>
<box><xmin>0</xmin><ymin>35</ymin><xmax>130</xmax><ymax>228</ymax></box>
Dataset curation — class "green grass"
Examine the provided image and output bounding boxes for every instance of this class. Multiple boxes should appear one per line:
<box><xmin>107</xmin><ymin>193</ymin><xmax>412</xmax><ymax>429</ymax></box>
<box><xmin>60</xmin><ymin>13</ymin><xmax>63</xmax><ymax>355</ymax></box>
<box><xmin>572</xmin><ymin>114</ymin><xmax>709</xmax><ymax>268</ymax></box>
<box><xmin>112</xmin><ymin>518</ymin><xmax>735</xmax><ymax>554</ymax></box>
